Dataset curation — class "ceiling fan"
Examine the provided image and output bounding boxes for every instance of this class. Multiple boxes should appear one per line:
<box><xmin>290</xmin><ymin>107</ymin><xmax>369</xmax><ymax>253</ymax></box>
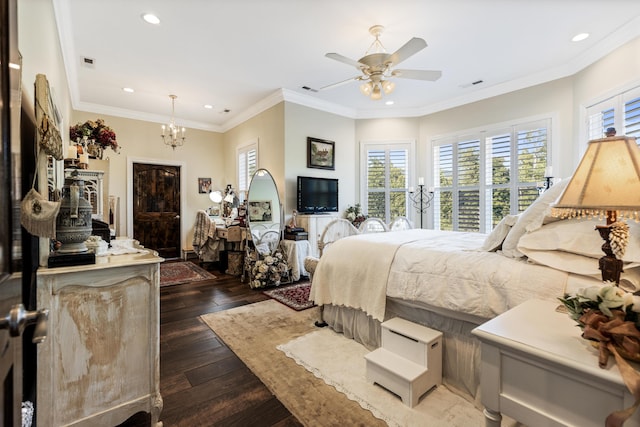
<box><xmin>322</xmin><ymin>25</ymin><xmax>442</xmax><ymax>100</ymax></box>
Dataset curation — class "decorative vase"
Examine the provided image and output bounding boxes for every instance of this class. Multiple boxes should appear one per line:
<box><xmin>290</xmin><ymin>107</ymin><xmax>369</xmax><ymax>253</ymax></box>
<box><xmin>55</xmin><ymin>171</ymin><xmax>93</xmax><ymax>253</ymax></box>
<box><xmin>87</xmin><ymin>139</ymin><xmax>103</xmax><ymax>160</ymax></box>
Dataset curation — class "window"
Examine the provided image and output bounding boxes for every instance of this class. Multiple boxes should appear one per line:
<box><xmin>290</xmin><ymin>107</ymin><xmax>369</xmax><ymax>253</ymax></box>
<box><xmin>587</xmin><ymin>85</ymin><xmax>640</xmax><ymax>141</ymax></box>
<box><xmin>433</xmin><ymin>119</ymin><xmax>550</xmax><ymax>232</ymax></box>
<box><xmin>237</xmin><ymin>142</ymin><xmax>257</xmax><ymax>202</ymax></box>
<box><xmin>361</xmin><ymin>141</ymin><xmax>414</xmax><ymax>224</ymax></box>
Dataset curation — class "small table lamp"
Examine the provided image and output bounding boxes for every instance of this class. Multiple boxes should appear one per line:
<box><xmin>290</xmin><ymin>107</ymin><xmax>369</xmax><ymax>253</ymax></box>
<box><xmin>551</xmin><ymin>134</ymin><xmax>640</xmax><ymax>284</ymax></box>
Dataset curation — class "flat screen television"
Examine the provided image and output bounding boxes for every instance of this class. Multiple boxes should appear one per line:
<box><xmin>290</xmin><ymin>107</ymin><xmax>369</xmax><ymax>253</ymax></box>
<box><xmin>297</xmin><ymin>176</ymin><xmax>339</xmax><ymax>214</ymax></box>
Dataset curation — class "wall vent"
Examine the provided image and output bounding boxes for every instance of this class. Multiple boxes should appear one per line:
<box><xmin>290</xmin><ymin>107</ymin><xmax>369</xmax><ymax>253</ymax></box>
<box><xmin>81</xmin><ymin>56</ymin><xmax>96</xmax><ymax>68</ymax></box>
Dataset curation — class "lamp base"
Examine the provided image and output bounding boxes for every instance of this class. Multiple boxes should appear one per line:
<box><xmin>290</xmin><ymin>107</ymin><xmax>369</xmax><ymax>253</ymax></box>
<box><xmin>596</xmin><ymin>224</ymin><xmax>624</xmax><ymax>284</ymax></box>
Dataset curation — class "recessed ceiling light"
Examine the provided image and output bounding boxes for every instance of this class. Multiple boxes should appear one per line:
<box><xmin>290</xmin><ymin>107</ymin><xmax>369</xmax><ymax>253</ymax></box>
<box><xmin>142</xmin><ymin>13</ymin><xmax>160</xmax><ymax>25</ymax></box>
<box><xmin>204</xmin><ymin>104</ymin><xmax>214</xmax><ymax>109</ymax></box>
<box><xmin>385</xmin><ymin>100</ymin><xmax>394</xmax><ymax>106</ymax></box>
<box><xmin>122</xmin><ymin>87</ymin><xmax>134</xmax><ymax>93</ymax></box>
<box><xmin>572</xmin><ymin>33</ymin><xmax>589</xmax><ymax>42</ymax></box>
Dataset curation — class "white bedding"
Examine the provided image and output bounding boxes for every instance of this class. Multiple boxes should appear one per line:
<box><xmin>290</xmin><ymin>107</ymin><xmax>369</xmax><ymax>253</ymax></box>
<box><xmin>385</xmin><ymin>230</ymin><xmax>572</xmax><ymax>319</ymax></box>
<box><xmin>311</xmin><ymin>231</ymin><xmax>425</xmax><ymax>321</ymax></box>
<box><xmin>312</xmin><ymin>228</ymin><xmax>599</xmax><ymax>322</ymax></box>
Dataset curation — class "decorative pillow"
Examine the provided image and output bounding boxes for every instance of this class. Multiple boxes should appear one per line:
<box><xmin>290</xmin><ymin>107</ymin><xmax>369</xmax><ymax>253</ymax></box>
<box><xmin>481</xmin><ymin>214</ymin><xmax>519</xmax><ymax>251</ymax></box>
<box><xmin>501</xmin><ymin>179</ymin><xmax>569</xmax><ymax>258</ymax></box>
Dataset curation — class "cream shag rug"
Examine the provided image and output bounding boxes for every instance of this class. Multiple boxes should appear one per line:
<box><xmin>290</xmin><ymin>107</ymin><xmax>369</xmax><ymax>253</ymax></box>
<box><xmin>201</xmin><ymin>299</ymin><xmax>518</xmax><ymax>426</ymax></box>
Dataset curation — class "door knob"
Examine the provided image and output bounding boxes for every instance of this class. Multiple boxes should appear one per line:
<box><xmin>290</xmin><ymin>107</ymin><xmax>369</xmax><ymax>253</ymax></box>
<box><xmin>175</xmin><ymin>215</ymin><xmax>180</xmax><ymax>219</ymax></box>
<box><xmin>0</xmin><ymin>304</ymin><xmax>49</xmax><ymax>343</ymax></box>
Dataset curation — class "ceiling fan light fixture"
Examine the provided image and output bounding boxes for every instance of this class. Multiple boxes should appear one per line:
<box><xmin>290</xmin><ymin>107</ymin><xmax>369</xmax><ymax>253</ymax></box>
<box><xmin>371</xmin><ymin>84</ymin><xmax>382</xmax><ymax>100</ymax></box>
<box><xmin>360</xmin><ymin>81</ymin><xmax>373</xmax><ymax>96</ymax></box>
<box><xmin>382</xmin><ymin>80</ymin><xmax>395</xmax><ymax>94</ymax></box>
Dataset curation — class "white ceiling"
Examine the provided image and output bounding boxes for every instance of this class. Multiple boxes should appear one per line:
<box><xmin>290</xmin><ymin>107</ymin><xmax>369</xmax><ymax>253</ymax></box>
<box><xmin>52</xmin><ymin>0</ymin><xmax>640</xmax><ymax>133</ymax></box>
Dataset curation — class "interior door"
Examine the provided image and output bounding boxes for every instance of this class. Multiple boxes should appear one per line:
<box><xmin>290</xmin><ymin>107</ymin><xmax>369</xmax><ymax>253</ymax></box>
<box><xmin>133</xmin><ymin>163</ymin><xmax>181</xmax><ymax>258</ymax></box>
<box><xmin>1</xmin><ymin>0</ymin><xmax>48</xmax><ymax>423</ymax></box>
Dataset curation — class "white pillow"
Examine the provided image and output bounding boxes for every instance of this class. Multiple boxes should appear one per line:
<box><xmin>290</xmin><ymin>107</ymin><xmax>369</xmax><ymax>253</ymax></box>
<box><xmin>518</xmin><ymin>217</ymin><xmax>640</xmax><ymax>263</ymax></box>
<box><xmin>501</xmin><ymin>179</ymin><xmax>569</xmax><ymax>258</ymax></box>
<box><xmin>481</xmin><ymin>214</ymin><xmax>519</xmax><ymax>251</ymax></box>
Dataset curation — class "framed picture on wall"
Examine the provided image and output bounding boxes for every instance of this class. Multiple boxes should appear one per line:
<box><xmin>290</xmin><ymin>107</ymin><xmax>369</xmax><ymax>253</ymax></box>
<box><xmin>198</xmin><ymin>177</ymin><xmax>211</xmax><ymax>194</ymax></box>
<box><xmin>307</xmin><ymin>137</ymin><xmax>335</xmax><ymax>170</ymax></box>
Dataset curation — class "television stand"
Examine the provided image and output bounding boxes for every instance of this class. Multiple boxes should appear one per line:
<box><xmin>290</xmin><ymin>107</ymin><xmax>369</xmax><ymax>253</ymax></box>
<box><xmin>296</xmin><ymin>213</ymin><xmax>338</xmax><ymax>258</ymax></box>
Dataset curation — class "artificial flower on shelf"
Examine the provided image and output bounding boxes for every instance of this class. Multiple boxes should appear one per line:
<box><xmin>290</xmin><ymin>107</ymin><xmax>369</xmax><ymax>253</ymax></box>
<box><xmin>345</xmin><ymin>203</ymin><xmax>366</xmax><ymax>227</ymax></box>
<box><xmin>248</xmin><ymin>250</ymin><xmax>289</xmax><ymax>289</ymax></box>
<box><xmin>559</xmin><ymin>284</ymin><xmax>640</xmax><ymax>426</ymax></box>
<box><xmin>69</xmin><ymin>118</ymin><xmax>120</xmax><ymax>153</ymax></box>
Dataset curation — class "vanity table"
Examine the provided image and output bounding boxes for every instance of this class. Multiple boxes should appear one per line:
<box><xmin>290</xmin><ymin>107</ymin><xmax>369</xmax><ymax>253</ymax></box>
<box><xmin>37</xmin><ymin>248</ymin><xmax>163</xmax><ymax>426</ymax></box>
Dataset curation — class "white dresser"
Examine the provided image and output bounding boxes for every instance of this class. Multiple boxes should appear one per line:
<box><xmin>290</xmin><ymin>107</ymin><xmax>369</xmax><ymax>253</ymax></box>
<box><xmin>296</xmin><ymin>213</ymin><xmax>338</xmax><ymax>258</ymax></box>
<box><xmin>37</xmin><ymin>250</ymin><xmax>163</xmax><ymax>426</ymax></box>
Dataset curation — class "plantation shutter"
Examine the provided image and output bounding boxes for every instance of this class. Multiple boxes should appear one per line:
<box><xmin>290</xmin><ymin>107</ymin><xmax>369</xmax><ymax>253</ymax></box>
<box><xmin>238</xmin><ymin>144</ymin><xmax>257</xmax><ymax>201</ymax></box>
<box><xmin>587</xmin><ymin>86</ymin><xmax>640</xmax><ymax>143</ymax></box>
<box><xmin>486</xmin><ymin>133</ymin><xmax>511</xmax><ymax>227</ymax></box>
<box><xmin>363</xmin><ymin>142</ymin><xmax>411</xmax><ymax>224</ymax></box>
<box><xmin>457</xmin><ymin>139</ymin><xmax>480</xmax><ymax>231</ymax></box>
<box><xmin>625</xmin><ymin>96</ymin><xmax>640</xmax><ymax>139</ymax></box>
<box><xmin>433</xmin><ymin>118</ymin><xmax>550</xmax><ymax>232</ymax></box>
<box><xmin>434</xmin><ymin>143</ymin><xmax>453</xmax><ymax>231</ymax></box>
<box><xmin>516</xmin><ymin>124</ymin><xmax>547</xmax><ymax>212</ymax></box>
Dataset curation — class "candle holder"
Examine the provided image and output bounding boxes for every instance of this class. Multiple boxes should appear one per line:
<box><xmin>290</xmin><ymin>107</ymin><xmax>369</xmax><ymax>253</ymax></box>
<box><xmin>408</xmin><ymin>184</ymin><xmax>434</xmax><ymax>228</ymax></box>
<box><xmin>536</xmin><ymin>176</ymin><xmax>554</xmax><ymax>194</ymax></box>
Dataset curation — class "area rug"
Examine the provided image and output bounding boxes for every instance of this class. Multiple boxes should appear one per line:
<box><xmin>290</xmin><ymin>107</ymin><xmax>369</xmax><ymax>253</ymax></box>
<box><xmin>160</xmin><ymin>261</ymin><xmax>216</xmax><ymax>287</ymax></box>
<box><xmin>200</xmin><ymin>300</ymin><xmax>519</xmax><ymax>427</ymax></box>
<box><xmin>278</xmin><ymin>329</ymin><xmax>506</xmax><ymax>427</ymax></box>
<box><xmin>262</xmin><ymin>281</ymin><xmax>314</xmax><ymax>311</ymax></box>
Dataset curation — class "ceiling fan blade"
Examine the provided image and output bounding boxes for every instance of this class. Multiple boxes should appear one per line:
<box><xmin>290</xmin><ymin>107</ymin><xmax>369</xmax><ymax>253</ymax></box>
<box><xmin>320</xmin><ymin>76</ymin><xmax>363</xmax><ymax>91</ymax></box>
<box><xmin>387</xmin><ymin>37</ymin><xmax>427</xmax><ymax>66</ymax></box>
<box><xmin>325</xmin><ymin>52</ymin><xmax>364</xmax><ymax>69</ymax></box>
<box><xmin>392</xmin><ymin>69</ymin><xmax>442</xmax><ymax>81</ymax></box>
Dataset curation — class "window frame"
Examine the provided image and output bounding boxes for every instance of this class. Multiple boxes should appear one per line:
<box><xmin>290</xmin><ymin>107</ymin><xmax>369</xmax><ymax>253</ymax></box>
<box><xmin>359</xmin><ymin>140</ymin><xmax>416</xmax><ymax>224</ymax></box>
<box><xmin>431</xmin><ymin>117</ymin><xmax>552</xmax><ymax>232</ymax></box>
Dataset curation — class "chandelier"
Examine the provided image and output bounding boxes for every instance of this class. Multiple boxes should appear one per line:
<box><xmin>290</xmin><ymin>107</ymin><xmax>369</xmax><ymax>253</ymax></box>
<box><xmin>161</xmin><ymin>94</ymin><xmax>186</xmax><ymax>150</ymax></box>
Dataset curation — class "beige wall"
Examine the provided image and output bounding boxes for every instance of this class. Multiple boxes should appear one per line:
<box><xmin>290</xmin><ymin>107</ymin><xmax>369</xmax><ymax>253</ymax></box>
<box><xmin>572</xmin><ymin>36</ymin><xmax>640</xmax><ymax>161</ymax></box>
<box><xmin>71</xmin><ymin>112</ymin><xmax>224</xmax><ymax>251</ymax></box>
<box><xmin>284</xmin><ymin>103</ymin><xmax>356</xmax><ymax>220</ymax></box>
<box><xmin>18</xmin><ymin>0</ymin><xmax>71</xmax><ymax>123</ymax></box>
<box><xmin>223</xmin><ymin>103</ymin><xmax>285</xmax><ymax>199</ymax></box>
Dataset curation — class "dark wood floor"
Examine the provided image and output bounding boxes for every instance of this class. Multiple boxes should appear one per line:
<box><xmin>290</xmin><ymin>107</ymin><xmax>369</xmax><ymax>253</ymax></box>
<box><xmin>159</xmin><ymin>260</ymin><xmax>303</xmax><ymax>427</ymax></box>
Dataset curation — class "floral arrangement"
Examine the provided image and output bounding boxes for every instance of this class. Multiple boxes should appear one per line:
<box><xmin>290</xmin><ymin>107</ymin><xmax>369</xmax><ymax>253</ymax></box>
<box><xmin>249</xmin><ymin>250</ymin><xmax>289</xmax><ymax>289</ymax></box>
<box><xmin>345</xmin><ymin>203</ymin><xmax>366</xmax><ymax>227</ymax></box>
<box><xmin>559</xmin><ymin>284</ymin><xmax>640</xmax><ymax>426</ymax></box>
<box><xmin>69</xmin><ymin>119</ymin><xmax>119</xmax><ymax>152</ymax></box>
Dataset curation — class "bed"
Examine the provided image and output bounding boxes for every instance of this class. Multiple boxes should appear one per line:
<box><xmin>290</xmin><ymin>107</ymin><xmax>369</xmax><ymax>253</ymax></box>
<box><xmin>309</xmin><ymin>180</ymin><xmax>640</xmax><ymax>402</ymax></box>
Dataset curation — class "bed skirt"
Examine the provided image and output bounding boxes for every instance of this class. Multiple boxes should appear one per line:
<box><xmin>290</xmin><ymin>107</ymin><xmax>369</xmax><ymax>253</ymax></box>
<box><xmin>321</xmin><ymin>298</ymin><xmax>488</xmax><ymax>403</ymax></box>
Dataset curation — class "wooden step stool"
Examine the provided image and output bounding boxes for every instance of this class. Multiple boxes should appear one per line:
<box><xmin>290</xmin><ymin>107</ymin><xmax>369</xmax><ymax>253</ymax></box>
<box><xmin>364</xmin><ymin>317</ymin><xmax>443</xmax><ymax>407</ymax></box>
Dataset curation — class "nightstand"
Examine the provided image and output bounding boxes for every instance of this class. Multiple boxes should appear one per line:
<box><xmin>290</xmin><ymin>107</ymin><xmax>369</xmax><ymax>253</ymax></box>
<box><xmin>472</xmin><ymin>299</ymin><xmax>640</xmax><ymax>427</ymax></box>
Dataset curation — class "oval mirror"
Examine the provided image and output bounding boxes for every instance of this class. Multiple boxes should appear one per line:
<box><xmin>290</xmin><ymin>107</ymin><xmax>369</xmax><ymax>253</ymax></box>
<box><xmin>247</xmin><ymin>169</ymin><xmax>281</xmax><ymax>255</ymax></box>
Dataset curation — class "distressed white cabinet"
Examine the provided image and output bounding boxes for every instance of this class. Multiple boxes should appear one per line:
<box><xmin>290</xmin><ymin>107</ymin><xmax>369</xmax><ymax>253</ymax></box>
<box><xmin>296</xmin><ymin>214</ymin><xmax>338</xmax><ymax>258</ymax></box>
<box><xmin>37</xmin><ymin>250</ymin><xmax>163</xmax><ymax>426</ymax></box>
